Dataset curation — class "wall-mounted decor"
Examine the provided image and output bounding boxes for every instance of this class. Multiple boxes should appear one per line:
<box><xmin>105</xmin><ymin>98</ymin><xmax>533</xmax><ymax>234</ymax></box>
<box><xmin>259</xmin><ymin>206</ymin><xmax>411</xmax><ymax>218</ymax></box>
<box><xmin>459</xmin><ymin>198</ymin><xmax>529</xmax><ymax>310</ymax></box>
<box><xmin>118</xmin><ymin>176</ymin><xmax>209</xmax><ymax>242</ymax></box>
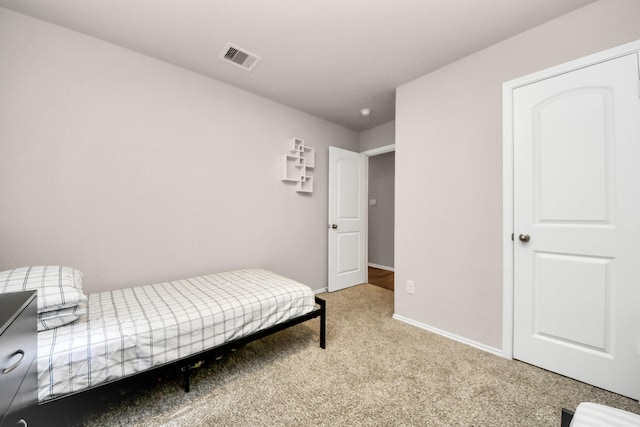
<box><xmin>281</xmin><ymin>137</ymin><xmax>315</xmax><ymax>193</ymax></box>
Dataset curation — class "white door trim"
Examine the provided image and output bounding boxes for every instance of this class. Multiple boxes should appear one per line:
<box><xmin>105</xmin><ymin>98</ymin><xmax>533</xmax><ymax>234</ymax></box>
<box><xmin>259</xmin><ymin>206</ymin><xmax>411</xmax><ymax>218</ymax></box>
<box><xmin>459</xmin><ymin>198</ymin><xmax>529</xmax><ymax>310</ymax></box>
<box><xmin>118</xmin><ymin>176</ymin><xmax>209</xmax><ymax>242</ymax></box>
<box><xmin>502</xmin><ymin>38</ymin><xmax>640</xmax><ymax>359</ymax></box>
<box><xmin>362</xmin><ymin>143</ymin><xmax>395</xmax><ymax>157</ymax></box>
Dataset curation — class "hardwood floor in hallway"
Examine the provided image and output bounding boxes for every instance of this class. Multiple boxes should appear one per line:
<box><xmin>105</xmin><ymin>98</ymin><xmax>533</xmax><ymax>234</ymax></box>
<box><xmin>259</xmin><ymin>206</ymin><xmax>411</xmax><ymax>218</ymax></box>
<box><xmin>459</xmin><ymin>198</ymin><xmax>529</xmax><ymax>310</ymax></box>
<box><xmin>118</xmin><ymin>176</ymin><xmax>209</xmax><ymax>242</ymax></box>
<box><xmin>367</xmin><ymin>266</ymin><xmax>394</xmax><ymax>291</ymax></box>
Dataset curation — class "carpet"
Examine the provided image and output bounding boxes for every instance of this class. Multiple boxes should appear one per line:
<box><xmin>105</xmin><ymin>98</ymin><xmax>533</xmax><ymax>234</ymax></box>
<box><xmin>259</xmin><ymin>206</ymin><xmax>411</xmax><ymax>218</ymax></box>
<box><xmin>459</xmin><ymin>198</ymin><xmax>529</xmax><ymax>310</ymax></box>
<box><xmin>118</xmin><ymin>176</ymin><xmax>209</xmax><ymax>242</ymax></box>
<box><xmin>57</xmin><ymin>284</ymin><xmax>638</xmax><ymax>426</ymax></box>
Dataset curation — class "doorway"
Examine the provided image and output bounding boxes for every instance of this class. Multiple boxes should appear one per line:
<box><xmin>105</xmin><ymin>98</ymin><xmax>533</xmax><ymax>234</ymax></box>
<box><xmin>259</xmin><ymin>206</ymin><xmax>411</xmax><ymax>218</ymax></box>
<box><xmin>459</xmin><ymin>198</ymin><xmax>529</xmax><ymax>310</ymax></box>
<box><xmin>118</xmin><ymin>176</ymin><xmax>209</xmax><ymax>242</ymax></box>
<box><xmin>366</xmin><ymin>149</ymin><xmax>395</xmax><ymax>291</ymax></box>
<box><xmin>327</xmin><ymin>144</ymin><xmax>395</xmax><ymax>292</ymax></box>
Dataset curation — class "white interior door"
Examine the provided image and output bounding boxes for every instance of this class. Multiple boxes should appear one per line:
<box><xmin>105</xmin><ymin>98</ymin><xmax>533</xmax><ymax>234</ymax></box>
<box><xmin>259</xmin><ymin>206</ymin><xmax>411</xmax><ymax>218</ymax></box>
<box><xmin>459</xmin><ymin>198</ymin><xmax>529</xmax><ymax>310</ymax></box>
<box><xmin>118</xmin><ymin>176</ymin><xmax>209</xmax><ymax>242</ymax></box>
<box><xmin>328</xmin><ymin>146</ymin><xmax>367</xmax><ymax>292</ymax></box>
<box><xmin>513</xmin><ymin>53</ymin><xmax>640</xmax><ymax>399</ymax></box>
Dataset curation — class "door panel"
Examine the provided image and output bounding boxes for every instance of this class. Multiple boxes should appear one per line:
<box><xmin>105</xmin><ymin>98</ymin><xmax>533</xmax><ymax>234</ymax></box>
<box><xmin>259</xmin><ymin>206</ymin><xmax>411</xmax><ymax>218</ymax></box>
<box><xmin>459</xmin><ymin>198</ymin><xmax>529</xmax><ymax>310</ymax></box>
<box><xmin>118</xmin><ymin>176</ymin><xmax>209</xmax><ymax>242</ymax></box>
<box><xmin>328</xmin><ymin>147</ymin><xmax>366</xmax><ymax>292</ymax></box>
<box><xmin>533</xmin><ymin>252</ymin><xmax>611</xmax><ymax>351</ymax></box>
<box><xmin>536</xmin><ymin>89</ymin><xmax>612</xmax><ymax>223</ymax></box>
<box><xmin>337</xmin><ymin>232</ymin><xmax>360</xmax><ymax>273</ymax></box>
<box><xmin>513</xmin><ymin>53</ymin><xmax>640</xmax><ymax>399</ymax></box>
<box><xmin>338</xmin><ymin>160</ymin><xmax>361</xmax><ymax>219</ymax></box>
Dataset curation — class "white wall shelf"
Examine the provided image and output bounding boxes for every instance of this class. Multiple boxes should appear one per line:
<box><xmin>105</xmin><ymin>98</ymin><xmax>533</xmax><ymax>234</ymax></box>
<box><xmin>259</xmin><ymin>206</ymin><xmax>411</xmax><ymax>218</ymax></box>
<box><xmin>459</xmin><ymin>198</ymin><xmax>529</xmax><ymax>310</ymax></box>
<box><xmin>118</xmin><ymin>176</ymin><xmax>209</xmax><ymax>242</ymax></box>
<box><xmin>281</xmin><ymin>137</ymin><xmax>315</xmax><ymax>193</ymax></box>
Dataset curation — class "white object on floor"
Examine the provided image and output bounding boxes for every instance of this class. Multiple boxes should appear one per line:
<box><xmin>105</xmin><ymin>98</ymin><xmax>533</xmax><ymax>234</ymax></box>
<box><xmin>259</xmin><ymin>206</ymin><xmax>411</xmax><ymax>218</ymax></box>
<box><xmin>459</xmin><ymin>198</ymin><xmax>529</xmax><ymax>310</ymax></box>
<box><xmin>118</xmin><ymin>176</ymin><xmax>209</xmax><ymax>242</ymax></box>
<box><xmin>570</xmin><ymin>402</ymin><xmax>640</xmax><ymax>427</ymax></box>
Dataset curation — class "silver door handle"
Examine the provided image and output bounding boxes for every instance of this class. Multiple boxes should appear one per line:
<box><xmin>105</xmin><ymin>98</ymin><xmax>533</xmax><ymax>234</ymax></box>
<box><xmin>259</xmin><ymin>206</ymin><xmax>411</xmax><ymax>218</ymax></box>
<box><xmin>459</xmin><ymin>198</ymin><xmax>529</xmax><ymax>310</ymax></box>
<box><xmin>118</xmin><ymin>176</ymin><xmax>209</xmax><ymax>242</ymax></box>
<box><xmin>519</xmin><ymin>234</ymin><xmax>530</xmax><ymax>242</ymax></box>
<box><xmin>330</xmin><ymin>224</ymin><xmax>338</xmax><ymax>229</ymax></box>
<box><xmin>3</xmin><ymin>350</ymin><xmax>24</xmax><ymax>374</ymax></box>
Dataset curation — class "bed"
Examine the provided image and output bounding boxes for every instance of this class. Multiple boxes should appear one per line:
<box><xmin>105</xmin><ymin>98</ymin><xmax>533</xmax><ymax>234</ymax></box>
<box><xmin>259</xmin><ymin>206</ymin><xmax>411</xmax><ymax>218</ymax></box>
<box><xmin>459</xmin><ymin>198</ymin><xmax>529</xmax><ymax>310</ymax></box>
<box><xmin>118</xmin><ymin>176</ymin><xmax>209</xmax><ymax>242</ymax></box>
<box><xmin>1</xmin><ymin>266</ymin><xmax>326</xmax><ymax>405</ymax></box>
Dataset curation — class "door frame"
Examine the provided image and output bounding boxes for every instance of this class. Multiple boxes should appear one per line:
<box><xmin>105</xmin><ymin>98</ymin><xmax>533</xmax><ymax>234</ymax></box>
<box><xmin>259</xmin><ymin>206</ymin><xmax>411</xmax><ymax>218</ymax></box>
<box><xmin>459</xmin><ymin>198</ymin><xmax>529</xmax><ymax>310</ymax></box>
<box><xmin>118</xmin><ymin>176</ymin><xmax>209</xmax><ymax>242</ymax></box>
<box><xmin>363</xmin><ymin>143</ymin><xmax>396</xmax><ymax>281</ymax></box>
<box><xmin>362</xmin><ymin>144</ymin><xmax>395</xmax><ymax>157</ymax></box>
<box><xmin>501</xmin><ymin>39</ymin><xmax>640</xmax><ymax>359</ymax></box>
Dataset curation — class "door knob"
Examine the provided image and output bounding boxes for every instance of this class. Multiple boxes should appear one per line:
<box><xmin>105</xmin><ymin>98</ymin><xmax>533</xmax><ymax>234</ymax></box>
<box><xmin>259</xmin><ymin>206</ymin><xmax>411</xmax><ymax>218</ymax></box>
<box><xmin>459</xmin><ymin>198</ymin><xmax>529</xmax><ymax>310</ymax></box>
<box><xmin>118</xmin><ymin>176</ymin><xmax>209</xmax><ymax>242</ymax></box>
<box><xmin>519</xmin><ymin>234</ymin><xmax>530</xmax><ymax>242</ymax></box>
<box><xmin>331</xmin><ymin>224</ymin><xmax>338</xmax><ymax>229</ymax></box>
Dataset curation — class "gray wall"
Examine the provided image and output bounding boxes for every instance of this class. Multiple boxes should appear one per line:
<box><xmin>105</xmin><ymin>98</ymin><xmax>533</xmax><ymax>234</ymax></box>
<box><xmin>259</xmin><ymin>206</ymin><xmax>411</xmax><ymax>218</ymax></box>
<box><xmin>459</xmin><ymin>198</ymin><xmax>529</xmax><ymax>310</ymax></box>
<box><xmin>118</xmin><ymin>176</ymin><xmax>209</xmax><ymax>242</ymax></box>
<box><xmin>359</xmin><ymin>121</ymin><xmax>395</xmax><ymax>152</ymax></box>
<box><xmin>0</xmin><ymin>8</ymin><xmax>358</xmax><ymax>293</ymax></box>
<box><xmin>395</xmin><ymin>0</ymin><xmax>640</xmax><ymax>351</ymax></box>
<box><xmin>367</xmin><ymin>152</ymin><xmax>395</xmax><ymax>269</ymax></box>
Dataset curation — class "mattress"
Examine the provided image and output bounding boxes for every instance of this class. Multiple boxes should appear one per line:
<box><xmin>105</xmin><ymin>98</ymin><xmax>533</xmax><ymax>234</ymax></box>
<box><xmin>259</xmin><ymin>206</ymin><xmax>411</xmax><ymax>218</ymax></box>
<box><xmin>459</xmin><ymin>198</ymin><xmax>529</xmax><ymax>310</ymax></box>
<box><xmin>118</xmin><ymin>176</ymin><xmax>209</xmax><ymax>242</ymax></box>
<box><xmin>37</xmin><ymin>269</ymin><xmax>316</xmax><ymax>402</ymax></box>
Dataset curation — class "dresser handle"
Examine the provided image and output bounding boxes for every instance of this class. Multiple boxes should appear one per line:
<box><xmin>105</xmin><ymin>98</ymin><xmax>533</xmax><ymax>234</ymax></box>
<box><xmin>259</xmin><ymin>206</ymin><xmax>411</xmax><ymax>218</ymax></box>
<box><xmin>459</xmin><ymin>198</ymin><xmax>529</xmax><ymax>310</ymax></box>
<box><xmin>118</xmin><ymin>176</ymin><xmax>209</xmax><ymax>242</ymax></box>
<box><xmin>3</xmin><ymin>349</ymin><xmax>25</xmax><ymax>374</ymax></box>
<box><xmin>16</xmin><ymin>419</ymin><xmax>27</xmax><ymax>427</ymax></box>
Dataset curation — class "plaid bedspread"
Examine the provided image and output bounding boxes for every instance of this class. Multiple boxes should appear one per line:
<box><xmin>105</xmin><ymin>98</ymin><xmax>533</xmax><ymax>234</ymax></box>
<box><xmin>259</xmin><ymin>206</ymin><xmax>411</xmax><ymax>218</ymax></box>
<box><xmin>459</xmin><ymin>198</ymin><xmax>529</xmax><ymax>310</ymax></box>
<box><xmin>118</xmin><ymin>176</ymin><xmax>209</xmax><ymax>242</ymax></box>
<box><xmin>37</xmin><ymin>269</ymin><xmax>316</xmax><ymax>402</ymax></box>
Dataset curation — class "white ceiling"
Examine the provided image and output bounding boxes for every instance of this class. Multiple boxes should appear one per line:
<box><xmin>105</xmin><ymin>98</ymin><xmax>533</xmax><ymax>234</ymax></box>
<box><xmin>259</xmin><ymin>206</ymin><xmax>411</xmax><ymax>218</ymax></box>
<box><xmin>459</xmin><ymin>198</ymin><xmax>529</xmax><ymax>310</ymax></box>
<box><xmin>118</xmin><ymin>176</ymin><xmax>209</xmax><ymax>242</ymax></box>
<box><xmin>0</xmin><ymin>0</ymin><xmax>595</xmax><ymax>131</ymax></box>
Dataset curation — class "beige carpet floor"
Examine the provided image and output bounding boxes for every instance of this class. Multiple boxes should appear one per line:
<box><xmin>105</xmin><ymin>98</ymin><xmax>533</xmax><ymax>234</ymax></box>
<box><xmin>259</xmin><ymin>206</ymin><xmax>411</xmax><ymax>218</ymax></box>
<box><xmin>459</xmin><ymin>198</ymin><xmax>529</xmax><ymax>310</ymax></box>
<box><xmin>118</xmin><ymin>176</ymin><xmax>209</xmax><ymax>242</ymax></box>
<box><xmin>47</xmin><ymin>284</ymin><xmax>639</xmax><ymax>426</ymax></box>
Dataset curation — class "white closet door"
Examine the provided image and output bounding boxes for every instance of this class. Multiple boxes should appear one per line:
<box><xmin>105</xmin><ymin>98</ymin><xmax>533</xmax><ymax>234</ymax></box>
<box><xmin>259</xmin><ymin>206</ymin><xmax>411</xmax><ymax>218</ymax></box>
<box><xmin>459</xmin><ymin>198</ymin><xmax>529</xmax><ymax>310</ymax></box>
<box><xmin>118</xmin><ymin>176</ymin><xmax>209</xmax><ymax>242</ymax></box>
<box><xmin>513</xmin><ymin>53</ymin><xmax>640</xmax><ymax>399</ymax></box>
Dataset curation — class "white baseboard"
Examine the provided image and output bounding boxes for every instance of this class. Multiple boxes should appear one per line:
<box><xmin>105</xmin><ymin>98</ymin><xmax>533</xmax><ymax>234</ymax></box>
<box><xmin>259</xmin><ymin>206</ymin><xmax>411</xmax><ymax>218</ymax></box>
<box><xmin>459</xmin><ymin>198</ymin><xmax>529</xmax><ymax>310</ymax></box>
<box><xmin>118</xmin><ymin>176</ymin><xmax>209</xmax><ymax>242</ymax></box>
<box><xmin>314</xmin><ymin>287</ymin><xmax>328</xmax><ymax>295</ymax></box>
<box><xmin>368</xmin><ymin>263</ymin><xmax>394</xmax><ymax>272</ymax></box>
<box><xmin>392</xmin><ymin>313</ymin><xmax>504</xmax><ymax>358</ymax></box>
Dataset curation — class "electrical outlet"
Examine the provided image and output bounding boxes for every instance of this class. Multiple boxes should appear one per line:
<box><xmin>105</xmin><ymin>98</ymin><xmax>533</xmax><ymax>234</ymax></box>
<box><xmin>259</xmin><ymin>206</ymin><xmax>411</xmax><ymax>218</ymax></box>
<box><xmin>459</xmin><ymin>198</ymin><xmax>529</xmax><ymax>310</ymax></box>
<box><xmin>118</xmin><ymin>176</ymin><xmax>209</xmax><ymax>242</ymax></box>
<box><xmin>406</xmin><ymin>280</ymin><xmax>415</xmax><ymax>295</ymax></box>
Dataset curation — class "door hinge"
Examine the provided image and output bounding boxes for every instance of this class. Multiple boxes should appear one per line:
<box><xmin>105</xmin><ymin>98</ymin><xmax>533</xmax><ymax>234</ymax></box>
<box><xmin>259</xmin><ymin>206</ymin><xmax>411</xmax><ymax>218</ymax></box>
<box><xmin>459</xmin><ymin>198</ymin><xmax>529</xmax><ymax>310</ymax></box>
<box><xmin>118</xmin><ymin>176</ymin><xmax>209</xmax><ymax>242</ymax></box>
<box><xmin>511</xmin><ymin>233</ymin><xmax>514</xmax><ymax>241</ymax></box>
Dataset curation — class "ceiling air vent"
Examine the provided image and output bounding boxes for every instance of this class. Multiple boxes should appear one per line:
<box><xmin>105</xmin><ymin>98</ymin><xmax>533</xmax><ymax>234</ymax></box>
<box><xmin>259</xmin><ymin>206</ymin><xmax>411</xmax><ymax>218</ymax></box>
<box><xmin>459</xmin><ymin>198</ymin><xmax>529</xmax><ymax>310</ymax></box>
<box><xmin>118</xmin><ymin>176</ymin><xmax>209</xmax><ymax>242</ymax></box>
<box><xmin>219</xmin><ymin>43</ymin><xmax>261</xmax><ymax>71</ymax></box>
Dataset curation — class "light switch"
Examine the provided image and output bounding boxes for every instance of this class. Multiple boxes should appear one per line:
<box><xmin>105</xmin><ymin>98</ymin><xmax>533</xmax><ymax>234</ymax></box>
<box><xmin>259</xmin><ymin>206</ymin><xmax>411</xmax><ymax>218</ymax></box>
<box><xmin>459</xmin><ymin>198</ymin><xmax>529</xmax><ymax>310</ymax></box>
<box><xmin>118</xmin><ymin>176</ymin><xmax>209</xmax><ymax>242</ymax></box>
<box><xmin>369</xmin><ymin>199</ymin><xmax>377</xmax><ymax>206</ymax></box>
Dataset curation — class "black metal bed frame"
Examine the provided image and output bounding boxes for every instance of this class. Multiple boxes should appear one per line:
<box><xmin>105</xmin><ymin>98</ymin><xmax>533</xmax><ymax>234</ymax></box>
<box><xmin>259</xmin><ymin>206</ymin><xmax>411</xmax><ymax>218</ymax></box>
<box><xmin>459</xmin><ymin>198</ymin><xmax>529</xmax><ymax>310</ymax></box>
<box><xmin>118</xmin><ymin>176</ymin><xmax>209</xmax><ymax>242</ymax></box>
<box><xmin>36</xmin><ymin>296</ymin><xmax>326</xmax><ymax>414</ymax></box>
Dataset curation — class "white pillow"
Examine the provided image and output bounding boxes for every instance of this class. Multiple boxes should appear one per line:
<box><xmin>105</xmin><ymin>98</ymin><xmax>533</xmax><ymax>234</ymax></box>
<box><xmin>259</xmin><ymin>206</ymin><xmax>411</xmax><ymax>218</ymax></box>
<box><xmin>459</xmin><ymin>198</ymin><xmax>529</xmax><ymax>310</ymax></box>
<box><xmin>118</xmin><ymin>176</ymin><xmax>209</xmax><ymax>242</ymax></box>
<box><xmin>0</xmin><ymin>266</ymin><xmax>87</xmax><ymax>313</ymax></box>
<box><xmin>37</xmin><ymin>303</ymin><xmax>86</xmax><ymax>331</ymax></box>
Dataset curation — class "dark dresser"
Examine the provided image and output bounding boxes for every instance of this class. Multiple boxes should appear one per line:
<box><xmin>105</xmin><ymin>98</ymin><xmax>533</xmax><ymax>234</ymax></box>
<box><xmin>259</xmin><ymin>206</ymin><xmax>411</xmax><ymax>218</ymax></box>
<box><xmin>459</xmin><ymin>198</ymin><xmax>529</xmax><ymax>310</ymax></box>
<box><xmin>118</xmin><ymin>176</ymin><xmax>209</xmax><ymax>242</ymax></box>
<box><xmin>0</xmin><ymin>291</ymin><xmax>37</xmax><ymax>427</ymax></box>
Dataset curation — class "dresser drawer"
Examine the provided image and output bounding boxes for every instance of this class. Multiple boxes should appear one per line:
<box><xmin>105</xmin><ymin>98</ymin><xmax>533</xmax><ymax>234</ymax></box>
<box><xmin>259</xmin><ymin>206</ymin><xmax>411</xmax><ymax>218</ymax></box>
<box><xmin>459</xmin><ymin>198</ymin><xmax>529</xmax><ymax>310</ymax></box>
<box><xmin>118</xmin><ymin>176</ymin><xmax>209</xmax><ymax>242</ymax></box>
<box><xmin>0</xmin><ymin>293</ymin><xmax>36</xmax><ymax>426</ymax></box>
<box><xmin>2</xmin><ymin>356</ymin><xmax>37</xmax><ymax>427</ymax></box>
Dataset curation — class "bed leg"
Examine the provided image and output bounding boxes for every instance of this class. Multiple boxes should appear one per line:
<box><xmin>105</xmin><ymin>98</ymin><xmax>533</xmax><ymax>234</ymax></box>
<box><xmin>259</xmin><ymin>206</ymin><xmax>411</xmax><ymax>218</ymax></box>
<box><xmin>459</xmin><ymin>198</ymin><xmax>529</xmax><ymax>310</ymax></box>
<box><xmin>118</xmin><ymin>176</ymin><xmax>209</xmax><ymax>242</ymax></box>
<box><xmin>320</xmin><ymin>310</ymin><xmax>326</xmax><ymax>349</ymax></box>
<box><xmin>181</xmin><ymin>366</ymin><xmax>191</xmax><ymax>393</ymax></box>
<box><xmin>181</xmin><ymin>360</ymin><xmax>205</xmax><ymax>392</ymax></box>
<box><xmin>316</xmin><ymin>296</ymin><xmax>326</xmax><ymax>349</ymax></box>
